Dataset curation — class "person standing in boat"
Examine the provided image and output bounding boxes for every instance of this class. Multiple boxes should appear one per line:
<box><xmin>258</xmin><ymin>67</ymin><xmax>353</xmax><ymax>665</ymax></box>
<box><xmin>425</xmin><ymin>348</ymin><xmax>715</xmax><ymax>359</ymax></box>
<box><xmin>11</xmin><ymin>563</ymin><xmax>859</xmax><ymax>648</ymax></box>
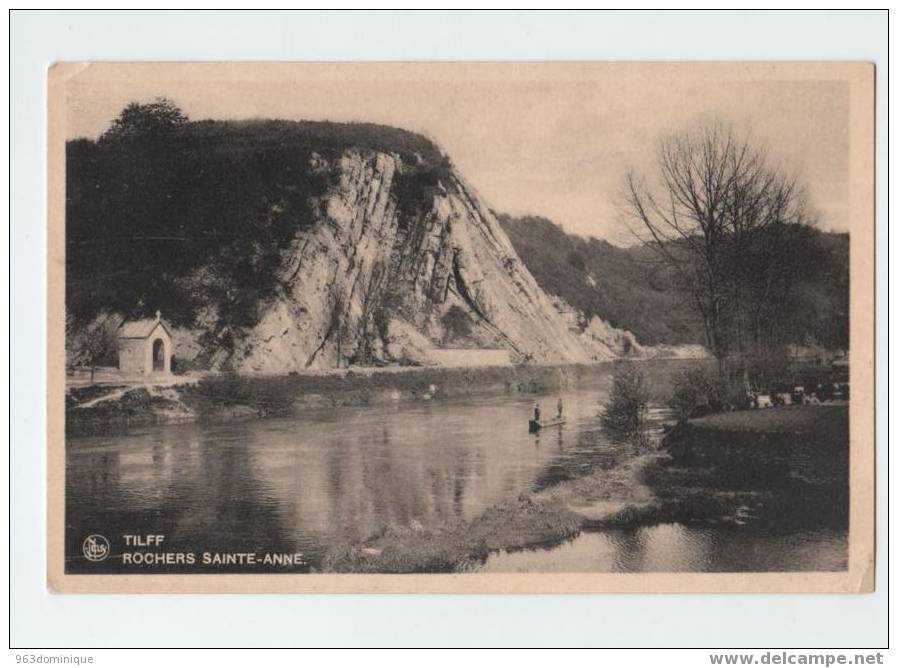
<box><xmin>557</xmin><ymin>397</ymin><xmax>563</xmax><ymax>418</ymax></box>
<box><xmin>533</xmin><ymin>402</ymin><xmax>541</xmax><ymax>423</ymax></box>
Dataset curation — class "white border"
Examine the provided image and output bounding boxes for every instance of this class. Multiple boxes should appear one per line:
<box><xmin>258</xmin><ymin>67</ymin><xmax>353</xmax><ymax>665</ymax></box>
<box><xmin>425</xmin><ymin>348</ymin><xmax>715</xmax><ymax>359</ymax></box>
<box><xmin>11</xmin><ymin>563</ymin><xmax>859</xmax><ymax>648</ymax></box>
<box><xmin>9</xmin><ymin>9</ymin><xmax>888</xmax><ymax>648</ymax></box>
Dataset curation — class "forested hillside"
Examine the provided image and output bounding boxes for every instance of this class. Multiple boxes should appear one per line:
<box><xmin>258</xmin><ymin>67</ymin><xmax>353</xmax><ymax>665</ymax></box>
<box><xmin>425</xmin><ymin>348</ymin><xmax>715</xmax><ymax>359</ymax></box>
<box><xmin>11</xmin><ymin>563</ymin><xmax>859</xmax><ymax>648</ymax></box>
<box><xmin>65</xmin><ymin>102</ymin><xmax>606</xmax><ymax>371</ymax></box>
<box><xmin>66</xmin><ymin>111</ymin><xmax>452</xmax><ymax>330</ymax></box>
<box><xmin>499</xmin><ymin>215</ymin><xmax>848</xmax><ymax>350</ymax></box>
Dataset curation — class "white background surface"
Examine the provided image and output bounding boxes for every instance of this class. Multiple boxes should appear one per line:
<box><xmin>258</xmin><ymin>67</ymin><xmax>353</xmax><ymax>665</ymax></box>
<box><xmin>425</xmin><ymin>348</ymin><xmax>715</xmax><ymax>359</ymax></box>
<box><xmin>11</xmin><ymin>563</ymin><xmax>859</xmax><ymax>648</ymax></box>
<box><xmin>8</xmin><ymin>9</ymin><xmax>889</xmax><ymax>649</ymax></box>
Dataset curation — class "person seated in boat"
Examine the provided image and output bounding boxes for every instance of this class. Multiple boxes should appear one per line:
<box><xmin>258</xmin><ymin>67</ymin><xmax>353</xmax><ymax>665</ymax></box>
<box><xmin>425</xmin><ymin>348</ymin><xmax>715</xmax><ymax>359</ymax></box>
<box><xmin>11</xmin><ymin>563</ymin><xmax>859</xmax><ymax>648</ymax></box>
<box><xmin>557</xmin><ymin>397</ymin><xmax>563</xmax><ymax>418</ymax></box>
<box><xmin>533</xmin><ymin>402</ymin><xmax>541</xmax><ymax>422</ymax></box>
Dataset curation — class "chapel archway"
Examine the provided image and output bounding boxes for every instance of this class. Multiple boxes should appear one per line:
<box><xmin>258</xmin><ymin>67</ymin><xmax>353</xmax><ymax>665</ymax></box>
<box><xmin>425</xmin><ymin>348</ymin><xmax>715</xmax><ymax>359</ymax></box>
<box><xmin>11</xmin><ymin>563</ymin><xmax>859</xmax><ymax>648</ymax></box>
<box><xmin>152</xmin><ymin>339</ymin><xmax>166</xmax><ymax>372</ymax></box>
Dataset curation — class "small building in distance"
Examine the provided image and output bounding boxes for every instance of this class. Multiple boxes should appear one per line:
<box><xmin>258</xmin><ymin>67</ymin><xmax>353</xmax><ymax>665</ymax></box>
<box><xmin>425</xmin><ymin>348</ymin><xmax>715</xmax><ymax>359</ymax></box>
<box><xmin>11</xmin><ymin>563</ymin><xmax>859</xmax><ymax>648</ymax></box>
<box><xmin>117</xmin><ymin>311</ymin><xmax>173</xmax><ymax>376</ymax></box>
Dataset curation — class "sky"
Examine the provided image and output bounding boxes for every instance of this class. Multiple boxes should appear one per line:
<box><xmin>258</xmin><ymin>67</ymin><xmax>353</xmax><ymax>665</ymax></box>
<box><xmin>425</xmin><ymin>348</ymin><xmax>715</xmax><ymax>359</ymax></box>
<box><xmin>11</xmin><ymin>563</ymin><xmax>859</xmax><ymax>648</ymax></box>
<box><xmin>63</xmin><ymin>63</ymin><xmax>851</xmax><ymax>244</ymax></box>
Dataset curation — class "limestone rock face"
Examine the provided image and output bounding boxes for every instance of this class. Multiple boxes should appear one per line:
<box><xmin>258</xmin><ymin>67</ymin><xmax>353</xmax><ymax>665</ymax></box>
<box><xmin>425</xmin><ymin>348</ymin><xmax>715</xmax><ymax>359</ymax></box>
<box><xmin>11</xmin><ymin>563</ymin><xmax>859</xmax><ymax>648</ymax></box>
<box><xmin>220</xmin><ymin>150</ymin><xmax>603</xmax><ymax>372</ymax></box>
<box><xmin>67</xmin><ymin>147</ymin><xmax>648</xmax><ymax>372</ymax></box>
<box><xmin>551</xmin><ymin>298</ymin><xmax>645</xmax><ymax>361</ymax></box>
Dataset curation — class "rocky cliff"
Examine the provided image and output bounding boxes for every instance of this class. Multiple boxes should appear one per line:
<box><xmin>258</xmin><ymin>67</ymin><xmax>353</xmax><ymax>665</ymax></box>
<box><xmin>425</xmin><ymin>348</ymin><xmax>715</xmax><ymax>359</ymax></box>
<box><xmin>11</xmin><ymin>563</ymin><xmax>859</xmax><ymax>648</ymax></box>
<box><xmin>220</xmin><ymin>151</ymin><xmax>598</xmax><ymax>372</ymax></box>
<box><xmin>67</xmin><ymin>119</ymin><xmax>639</xmax><ymax>372</ymax></box>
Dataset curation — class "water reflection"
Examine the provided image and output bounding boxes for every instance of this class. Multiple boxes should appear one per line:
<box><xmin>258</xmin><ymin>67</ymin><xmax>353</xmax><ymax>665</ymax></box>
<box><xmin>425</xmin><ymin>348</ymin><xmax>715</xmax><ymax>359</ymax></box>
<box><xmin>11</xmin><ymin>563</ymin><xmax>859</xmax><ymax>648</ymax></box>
<box><xmin>245</xmin><ymin>388</ymin><xmax>615</xmax><ymax>559</ymax></box>
<box><xmin>478</xmin><ymin>524</ymin><xmax>847</xmax><ymax>573</ymax></box>
<box><xmin>65</xmin><ymin>363</ymin><xmax>847</xmax><ymax>574</ymax></box>
<box><xmin>67</xmin><ymin>386</ymin><xmax>611</xmax><ymax>572</ymax></box>
<box><xmin>66</xmin><ymin>422</ymin><xmax>298</xmax><ymax>573</ymax></box>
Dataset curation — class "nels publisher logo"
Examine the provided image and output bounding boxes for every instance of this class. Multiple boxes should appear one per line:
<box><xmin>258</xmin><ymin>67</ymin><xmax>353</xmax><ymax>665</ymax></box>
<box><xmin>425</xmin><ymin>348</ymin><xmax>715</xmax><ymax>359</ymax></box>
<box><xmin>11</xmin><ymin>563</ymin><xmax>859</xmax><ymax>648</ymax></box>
<box><xmin>82</xmin><ymin>534</ymin><xmax>110</xmax><ymax>562</ymax></box>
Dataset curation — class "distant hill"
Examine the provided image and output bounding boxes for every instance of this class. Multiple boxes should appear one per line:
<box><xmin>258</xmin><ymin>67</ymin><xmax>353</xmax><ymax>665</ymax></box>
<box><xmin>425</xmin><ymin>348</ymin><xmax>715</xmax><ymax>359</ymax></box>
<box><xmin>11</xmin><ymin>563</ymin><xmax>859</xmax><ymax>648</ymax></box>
<box><xmin>498</xmin><ymin>215</ymin><xmax>849</xmax><ymax>350</ymax></box>
<box><xmin>498</xmin><ymin>215</ymin><xmax>704</xmax><ymax>345</ymax></box>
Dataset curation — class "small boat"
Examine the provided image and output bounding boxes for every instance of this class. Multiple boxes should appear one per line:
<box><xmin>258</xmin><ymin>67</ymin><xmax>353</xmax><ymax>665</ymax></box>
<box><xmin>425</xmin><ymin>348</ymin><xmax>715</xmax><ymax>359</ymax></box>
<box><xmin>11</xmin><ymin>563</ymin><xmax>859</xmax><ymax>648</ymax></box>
<box><xmin>529</xmin><ymin>417</ymin><xmax>566</xmax><ymax>433</ymax></box>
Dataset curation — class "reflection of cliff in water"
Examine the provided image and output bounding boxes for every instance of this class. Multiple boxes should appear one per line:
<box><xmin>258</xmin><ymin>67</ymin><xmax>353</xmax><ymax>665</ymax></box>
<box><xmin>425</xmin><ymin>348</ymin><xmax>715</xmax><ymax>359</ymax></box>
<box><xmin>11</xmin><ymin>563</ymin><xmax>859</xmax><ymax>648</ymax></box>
<box><xmin>68</xmin><ymin>387</ymin><xmax>608</xmax><ymax>574</ymax></box>
<box><xmin>248</xmin><ymin>408</ymin><xmax>549</xmax><ymax>560</ymax></box>
<box><xmin>66</xmin><ymin>423</ymin><xmax>298</xmax><ymax>573</ymax></box>
<box><xmin>249</xmin><ymin>425</ymin><xmax>480</xmax><ymax>553</ymax></box>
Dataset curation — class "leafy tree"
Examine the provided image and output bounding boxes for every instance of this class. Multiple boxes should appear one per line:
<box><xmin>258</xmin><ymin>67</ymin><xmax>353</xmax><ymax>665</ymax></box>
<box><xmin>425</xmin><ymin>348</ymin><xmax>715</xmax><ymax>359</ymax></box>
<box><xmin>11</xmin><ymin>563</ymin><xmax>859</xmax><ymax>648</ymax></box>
<box><xmin>68</xmin><ymin>318</ymin><xmax>119</xmax><ymax>382</ymax></box>
<box><xmin>99</xmin><ymin>98</ymin><xmax>188</xmax><ymax>144</ymax></box>
<box><xmin>67</xmin><ymin>108</ymin><xmax>455</xmax><ymax>340</ymax></box>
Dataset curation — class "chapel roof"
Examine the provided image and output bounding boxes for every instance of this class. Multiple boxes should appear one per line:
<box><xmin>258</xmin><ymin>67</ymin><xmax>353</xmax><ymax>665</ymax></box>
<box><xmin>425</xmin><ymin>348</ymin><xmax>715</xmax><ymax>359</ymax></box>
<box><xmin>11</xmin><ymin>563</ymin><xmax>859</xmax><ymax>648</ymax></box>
<box><xmin>117</xmin><ymin>313</ymin><xmax>172</xmax><ymax>339</ymax></box>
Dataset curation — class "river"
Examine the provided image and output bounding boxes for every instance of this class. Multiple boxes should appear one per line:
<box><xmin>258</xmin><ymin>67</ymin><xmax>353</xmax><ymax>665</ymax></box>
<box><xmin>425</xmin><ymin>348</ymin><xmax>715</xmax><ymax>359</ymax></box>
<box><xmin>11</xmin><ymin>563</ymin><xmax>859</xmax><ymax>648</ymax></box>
<box><xmin>65</xmin><ymin>362</ymin><xmax>847</xmax><ymax>574</ymax></box>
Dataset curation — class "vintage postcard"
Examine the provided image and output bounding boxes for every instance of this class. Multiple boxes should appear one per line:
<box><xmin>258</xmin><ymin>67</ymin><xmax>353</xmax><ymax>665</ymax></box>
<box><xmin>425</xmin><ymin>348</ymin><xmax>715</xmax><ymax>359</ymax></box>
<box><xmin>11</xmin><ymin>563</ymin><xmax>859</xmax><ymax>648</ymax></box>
<box><xmin>47</xmin><ymin>62</ymin><xmax>874</xmax><ymax>593</ymax></box>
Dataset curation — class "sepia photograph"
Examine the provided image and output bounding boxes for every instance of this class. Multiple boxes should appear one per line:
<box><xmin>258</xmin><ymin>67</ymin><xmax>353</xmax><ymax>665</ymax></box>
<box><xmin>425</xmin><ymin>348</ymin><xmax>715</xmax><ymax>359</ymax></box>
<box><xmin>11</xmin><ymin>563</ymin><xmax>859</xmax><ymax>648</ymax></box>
<box><xmin>46</xmin><ymin>61</ymin><xmax>874</xmax><ymax>593</ymax></box>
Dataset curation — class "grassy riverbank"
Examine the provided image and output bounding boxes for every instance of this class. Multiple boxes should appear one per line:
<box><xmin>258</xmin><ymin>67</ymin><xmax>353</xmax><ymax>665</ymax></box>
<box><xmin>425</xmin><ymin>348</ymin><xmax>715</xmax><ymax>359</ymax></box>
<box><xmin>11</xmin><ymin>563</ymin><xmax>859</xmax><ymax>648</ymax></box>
<box><xmin>322</xmin><ymin>496</ymin><xmax>583</xmax><ymax>573</ymax></box>
<box><xmin>690</xmin><ymin>403</ymin><xmax>848</xmax><ymax>434</ymax></box>
<box><xmin>664</xmin><ymin>404</ymin><xmax>849</xmax><ymax>486</ymax></box>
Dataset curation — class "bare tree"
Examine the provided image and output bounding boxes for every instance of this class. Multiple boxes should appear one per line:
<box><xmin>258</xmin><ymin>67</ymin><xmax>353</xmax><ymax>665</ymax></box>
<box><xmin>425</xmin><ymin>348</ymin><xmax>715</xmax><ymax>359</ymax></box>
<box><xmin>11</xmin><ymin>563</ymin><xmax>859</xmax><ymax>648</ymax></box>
<box><xmin>66</xmin><ymin>313</ymin><xmax>121</xmax><ymax>383</ymax></box>
<box><xmin>625</xmin><ymin>123</ymin><xmax>810</xmax><ymax>378</ymax></box>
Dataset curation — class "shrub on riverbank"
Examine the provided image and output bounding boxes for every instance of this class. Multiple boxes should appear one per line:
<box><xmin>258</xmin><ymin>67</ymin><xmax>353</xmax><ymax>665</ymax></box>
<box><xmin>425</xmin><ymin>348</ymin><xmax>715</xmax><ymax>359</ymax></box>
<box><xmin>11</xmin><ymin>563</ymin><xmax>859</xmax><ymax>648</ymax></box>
<box><xmin>600</xmin><ymin>364</ymin><xmax>650</xmax><ymax>443</ymax></box>
<box><xmin>668</xmin><ymin>366</ymin><xmax>750</xmax><ymax>419</ymax></box>
<box><xmin>669</xmin><ymin>366</ymin><xmax>724</xmax><ymax>419</ymax></box>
